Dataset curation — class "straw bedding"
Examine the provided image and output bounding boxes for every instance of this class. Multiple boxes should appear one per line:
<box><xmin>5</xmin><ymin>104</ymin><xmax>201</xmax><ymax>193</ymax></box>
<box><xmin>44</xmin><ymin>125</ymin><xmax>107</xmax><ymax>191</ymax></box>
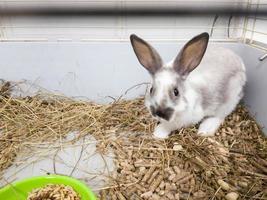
<box><xmin>0</xmin><ymin>81</ymin><xmax>266</xmax><ymax>200</ymax></box>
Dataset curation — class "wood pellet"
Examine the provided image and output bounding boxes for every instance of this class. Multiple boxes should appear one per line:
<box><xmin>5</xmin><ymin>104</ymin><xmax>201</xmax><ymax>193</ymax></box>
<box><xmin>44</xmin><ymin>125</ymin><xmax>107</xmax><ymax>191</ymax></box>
<box><xmin>27</xmin><ymin>184</ymin><xmax>81</xmax><ymax>200</ymax></box>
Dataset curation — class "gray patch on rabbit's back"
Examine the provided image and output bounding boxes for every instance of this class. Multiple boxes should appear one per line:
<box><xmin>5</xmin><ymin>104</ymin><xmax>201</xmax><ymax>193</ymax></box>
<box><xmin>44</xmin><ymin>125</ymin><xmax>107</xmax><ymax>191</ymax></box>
<box><xmin>199</xmin><ymin>87</ymin><xmax>211</xmax><ymax>109</ymax></box>
<box><xmin>200</xmin><ymin>70</ymin><xmax>243</xmax><ymax>110</ymax></box>
<box><xmin>200</xmin><ymin>84</ymin><xmax>228</xmax><ymax>110</ymax></box>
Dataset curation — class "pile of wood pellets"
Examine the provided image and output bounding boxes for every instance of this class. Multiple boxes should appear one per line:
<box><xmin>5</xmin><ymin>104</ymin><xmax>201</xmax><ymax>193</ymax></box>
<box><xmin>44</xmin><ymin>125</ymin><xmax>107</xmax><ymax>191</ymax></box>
<box><xmin>98</xmin><ymin>105</ymin><xmax>267</xmax><ymax>200</ymax></box>
<box><xmin>27</xmin><ymin>184</ymin><xmax>81</xmax><ymax>200</ymax></box>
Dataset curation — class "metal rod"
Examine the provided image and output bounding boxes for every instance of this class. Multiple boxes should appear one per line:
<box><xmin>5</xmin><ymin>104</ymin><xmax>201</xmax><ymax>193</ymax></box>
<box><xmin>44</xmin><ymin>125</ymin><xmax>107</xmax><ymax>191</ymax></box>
<box><xmin>259</xmin><ymin>54</ymin><xmax>267</xmax><ymax>61</ymax></box>
<box><xmin>227</xmin><ymin>15</ymin><xmax>233</xmax><ymax>38</ymax></box>
<box><xmin>0</xmin><ymin>25</ymin><xmax>245</xmax><ymax>29</ymax></box>
<box><xmin>244</xmin><ymin>29</ymin><xmax>267</xmax><ymax>36</ymax></box>
<box><xmin>247</xmin><ymin>16</ymin><xmax>267</xmax><ymax>20</ymax></box>
<box><xmin>241</xmin><ymin>0</ymin><xmax>251</xmax><ymax>43</ymax></box>
<box><xmin>249</xmin><ymin>0</ymin><xmax>260</xmax><ymax>44</ymax></box>
<box><xmin>0</xmin><ymin>2</ymin><xmax>266</xmax><ymax>16</ymax></box>
<box><xmin>0</xmin><ymin>38</ymin><xmax>241</xmax><ymax>42</ymax></box>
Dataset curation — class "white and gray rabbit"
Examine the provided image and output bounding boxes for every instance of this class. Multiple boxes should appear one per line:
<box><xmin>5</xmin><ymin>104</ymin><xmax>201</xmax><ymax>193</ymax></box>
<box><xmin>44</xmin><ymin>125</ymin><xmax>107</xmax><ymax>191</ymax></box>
<box><xmin>130</xmin><ymin>32</ymin><xmax>246</xmax><ymax>139</ymax></box>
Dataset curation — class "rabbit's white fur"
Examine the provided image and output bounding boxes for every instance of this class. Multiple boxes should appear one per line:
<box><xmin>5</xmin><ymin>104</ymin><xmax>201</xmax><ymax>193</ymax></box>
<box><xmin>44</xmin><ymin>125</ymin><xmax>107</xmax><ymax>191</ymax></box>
<box><xmin>147</xmin><ymin>46</ymin><xmax>246</xmax><ymax>138</ymax></box>
<box><xmin>130</xmin><ymin>33</ymin><xmax>246</xmax><ymax>139</ymax></box>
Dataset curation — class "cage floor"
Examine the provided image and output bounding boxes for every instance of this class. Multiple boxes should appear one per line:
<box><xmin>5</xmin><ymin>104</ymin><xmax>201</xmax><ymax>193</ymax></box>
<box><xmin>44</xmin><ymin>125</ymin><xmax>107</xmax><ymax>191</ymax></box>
<box><xmin>0</xmin><ymin>82</ymin><xmax>266</xmax><ymax>200</ymax></box>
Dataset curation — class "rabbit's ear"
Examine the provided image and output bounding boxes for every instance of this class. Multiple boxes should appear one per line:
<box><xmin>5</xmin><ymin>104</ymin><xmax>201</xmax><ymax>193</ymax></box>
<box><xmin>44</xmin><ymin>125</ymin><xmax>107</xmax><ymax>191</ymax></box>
<box><xmin>173</xmin><ymin>32</ymin><xmax>209</xmax><ymax>76</ymax></box>
<box><xmin>130</xmin><ymin>34</ymin><xmax>163</xmax><ymax>75</ymax></box>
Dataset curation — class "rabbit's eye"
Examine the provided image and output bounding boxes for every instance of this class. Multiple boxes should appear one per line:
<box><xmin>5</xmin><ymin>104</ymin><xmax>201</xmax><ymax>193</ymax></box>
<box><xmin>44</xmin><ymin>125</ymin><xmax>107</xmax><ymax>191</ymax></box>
<box><xmin>173</xmin><ymin>88</ymin><xmax>179</xmax><ymax>96</ymax></box>
<box><xmin>150</xmin><ymin>87</ymin><xmax>153</xmax><ymax>94</ymax></box>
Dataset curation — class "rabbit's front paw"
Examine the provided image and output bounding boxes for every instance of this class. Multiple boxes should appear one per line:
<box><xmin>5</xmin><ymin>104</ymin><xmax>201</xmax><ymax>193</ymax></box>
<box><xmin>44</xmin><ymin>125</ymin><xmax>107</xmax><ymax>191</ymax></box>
<box><xmin>153</xmin><ymin>124</ymin><xmax>171</xmax><ymax>139</ymax></box>
<box><xmin>198</xmin><ymin>117</ymin><xmax>222</xmax><ymax>136</ymax></box>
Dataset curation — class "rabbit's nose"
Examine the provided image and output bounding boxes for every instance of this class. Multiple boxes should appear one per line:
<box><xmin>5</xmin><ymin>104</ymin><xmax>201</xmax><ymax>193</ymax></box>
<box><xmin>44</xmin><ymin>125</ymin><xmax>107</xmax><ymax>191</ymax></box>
<box><xmin>150</xmin><ymin>106</ymin><xmax>157</xmax><ymax>116</ymax></box>
<box><xmin>153</xmin><ymin>107</ymin><xmax>174</xmax><ymax>121</ymax></box>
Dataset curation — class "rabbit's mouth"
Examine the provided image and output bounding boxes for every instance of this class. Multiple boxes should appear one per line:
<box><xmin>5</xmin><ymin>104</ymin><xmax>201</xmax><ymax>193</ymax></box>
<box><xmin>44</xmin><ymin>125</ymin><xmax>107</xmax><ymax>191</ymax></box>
<box><xmin>150</xmin><ymin>106</ymin><xmax>174</xmax><ymax>121</ymax></box>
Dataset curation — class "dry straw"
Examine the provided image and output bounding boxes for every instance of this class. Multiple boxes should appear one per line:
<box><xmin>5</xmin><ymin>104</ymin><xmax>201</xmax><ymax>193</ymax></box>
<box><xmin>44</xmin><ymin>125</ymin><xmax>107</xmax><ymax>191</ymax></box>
<box><xmin>0</xmin><ymin>81</ymin><xmax>266</xmax><ymax>200</ymax></box>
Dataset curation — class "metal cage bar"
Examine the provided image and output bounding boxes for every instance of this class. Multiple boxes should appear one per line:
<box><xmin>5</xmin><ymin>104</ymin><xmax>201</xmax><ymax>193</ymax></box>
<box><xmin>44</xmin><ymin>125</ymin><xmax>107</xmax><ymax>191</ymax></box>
<box><xmin>0</xmin><ymin>0</ymin><xmax>266</xmax><ymax>51</ymax></box>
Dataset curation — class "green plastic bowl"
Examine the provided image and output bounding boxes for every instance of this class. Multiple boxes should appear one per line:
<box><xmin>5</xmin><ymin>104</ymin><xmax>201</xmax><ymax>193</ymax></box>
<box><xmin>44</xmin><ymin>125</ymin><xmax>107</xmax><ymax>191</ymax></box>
<box><xmin>0</xmin><ymin>175</ymin><xmax>96</xmax><ymax>200</ymax></box>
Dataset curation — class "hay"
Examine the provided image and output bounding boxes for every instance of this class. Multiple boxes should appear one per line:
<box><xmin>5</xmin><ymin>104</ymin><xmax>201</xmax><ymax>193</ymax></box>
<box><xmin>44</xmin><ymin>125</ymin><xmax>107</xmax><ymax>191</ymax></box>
<box><xmin>0</xmin><ymin>81</ymin><xmax>266</xmax><ymax>200</ymax></box>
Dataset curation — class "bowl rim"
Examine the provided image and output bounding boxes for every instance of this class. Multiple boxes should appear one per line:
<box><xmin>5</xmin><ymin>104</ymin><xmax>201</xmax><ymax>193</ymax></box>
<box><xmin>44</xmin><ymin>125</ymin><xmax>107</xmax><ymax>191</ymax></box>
<box><xmin>0</xmin><ymin>174</ymin><xmax>97</xmax><ymax>200</ymax></box>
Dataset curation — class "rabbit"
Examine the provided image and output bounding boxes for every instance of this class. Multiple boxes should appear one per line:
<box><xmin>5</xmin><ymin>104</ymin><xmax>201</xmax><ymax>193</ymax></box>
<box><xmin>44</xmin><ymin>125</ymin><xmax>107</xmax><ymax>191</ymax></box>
<box><xmin>130</xmin><ymin>32</ymin><xmax>246</xmax><ymax>139</ymax></box>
